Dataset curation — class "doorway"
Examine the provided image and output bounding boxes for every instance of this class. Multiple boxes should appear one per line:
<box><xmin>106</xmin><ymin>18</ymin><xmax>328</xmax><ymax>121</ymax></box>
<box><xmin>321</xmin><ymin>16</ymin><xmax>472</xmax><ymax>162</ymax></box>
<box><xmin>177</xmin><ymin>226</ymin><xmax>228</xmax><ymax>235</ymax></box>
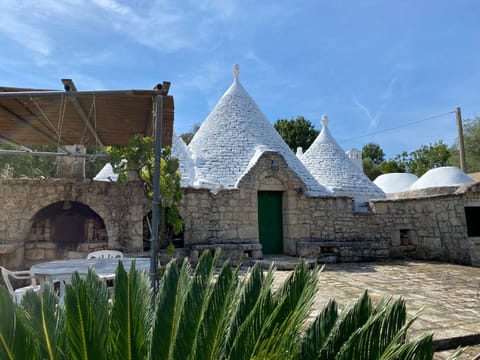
<box><xmin>257</xmin><ymin>191</ymin><xmax>283</xmax><ymax>254</ymax></box>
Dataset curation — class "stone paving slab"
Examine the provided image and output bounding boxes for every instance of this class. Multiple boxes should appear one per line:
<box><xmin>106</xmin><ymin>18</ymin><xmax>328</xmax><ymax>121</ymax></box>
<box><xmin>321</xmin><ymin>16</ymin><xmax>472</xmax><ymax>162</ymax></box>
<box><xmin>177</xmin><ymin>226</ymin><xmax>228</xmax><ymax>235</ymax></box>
<box><xmin>267</xmin><ymin>259</ymin><xmax>480</xmax><ymax>359</ymax></box>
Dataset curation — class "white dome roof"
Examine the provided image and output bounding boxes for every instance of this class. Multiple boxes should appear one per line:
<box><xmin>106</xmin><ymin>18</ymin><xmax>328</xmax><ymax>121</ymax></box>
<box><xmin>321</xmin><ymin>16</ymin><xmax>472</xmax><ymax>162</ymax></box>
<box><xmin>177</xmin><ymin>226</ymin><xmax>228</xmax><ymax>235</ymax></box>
<box><xmin>374</xmin><ymin>173</ymin><xmax>418</xmax><ymax>193</ymax></box>
<box><xmin>300</xmin><ymin>115</ymin><xmax>385</xmax><ymax>201</ymax></box>
<box><xmin>187</xmin><ymin>65</ymin><xmax>330</xmax><ymax>195</ymax></box>
<box><xmin>410</xmin><ymin>166</ymin><xmax>474</xmax><ymax>190</ymax></box>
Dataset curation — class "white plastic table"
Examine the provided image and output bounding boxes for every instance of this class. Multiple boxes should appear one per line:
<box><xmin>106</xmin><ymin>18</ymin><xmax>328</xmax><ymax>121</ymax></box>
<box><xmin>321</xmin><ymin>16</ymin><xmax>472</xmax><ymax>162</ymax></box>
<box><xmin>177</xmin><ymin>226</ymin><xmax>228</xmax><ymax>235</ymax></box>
<box><xmin>30</xmin><ymin>257</ymin><xmax>152</xmax><ymax>282</ymax></box>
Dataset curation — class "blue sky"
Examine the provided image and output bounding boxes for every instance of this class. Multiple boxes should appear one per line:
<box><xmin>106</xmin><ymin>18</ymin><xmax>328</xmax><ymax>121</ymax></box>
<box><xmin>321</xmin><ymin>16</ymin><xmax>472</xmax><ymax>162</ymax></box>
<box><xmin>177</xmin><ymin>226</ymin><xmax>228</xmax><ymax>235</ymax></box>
<box><xmin>1</xmin><ymin>0</ymin><xmax>479</xmax><ymax>159</ymax></box>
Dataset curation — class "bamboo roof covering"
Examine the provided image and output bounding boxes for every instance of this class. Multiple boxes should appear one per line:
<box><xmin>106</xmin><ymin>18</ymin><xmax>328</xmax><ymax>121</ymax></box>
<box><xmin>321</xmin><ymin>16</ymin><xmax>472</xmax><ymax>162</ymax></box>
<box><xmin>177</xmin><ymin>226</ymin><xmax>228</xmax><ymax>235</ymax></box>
<box><xmin>0</xmin><ymin>81</ymin><xmax>174</xmax><ymax>148</ymax></box>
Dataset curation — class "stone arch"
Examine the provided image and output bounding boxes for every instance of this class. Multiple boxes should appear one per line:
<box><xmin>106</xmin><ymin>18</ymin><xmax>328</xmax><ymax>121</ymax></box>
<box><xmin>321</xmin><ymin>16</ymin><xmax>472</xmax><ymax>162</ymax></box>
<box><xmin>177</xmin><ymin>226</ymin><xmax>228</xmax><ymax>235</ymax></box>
<box><xmin>25</xmin><ymin>200</ymin><xmax>108</xmax><ymax>264</ymax></box>
<box><xmin>258</xmin><ymin>176</ymin><xmax>286</xmax><ymax>191</ymax></box>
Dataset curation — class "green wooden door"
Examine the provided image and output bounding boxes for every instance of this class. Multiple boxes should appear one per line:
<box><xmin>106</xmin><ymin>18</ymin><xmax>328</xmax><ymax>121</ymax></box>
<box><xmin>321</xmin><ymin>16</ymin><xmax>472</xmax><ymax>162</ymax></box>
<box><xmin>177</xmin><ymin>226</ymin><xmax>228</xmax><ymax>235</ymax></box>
<box><xmin>258</xmin><ymin>191</ymin><xmax>283</xmax><ymax>254</ymax></box>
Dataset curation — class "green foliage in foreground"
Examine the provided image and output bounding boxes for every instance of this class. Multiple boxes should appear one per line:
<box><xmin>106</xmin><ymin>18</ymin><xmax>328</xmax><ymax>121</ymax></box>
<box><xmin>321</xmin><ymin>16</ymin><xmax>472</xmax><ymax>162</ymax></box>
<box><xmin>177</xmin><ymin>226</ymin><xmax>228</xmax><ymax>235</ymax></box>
<box><xmin>0</xmin><ymin>252</ymin><xmax>442</xmax><ymax>360</ymax></box>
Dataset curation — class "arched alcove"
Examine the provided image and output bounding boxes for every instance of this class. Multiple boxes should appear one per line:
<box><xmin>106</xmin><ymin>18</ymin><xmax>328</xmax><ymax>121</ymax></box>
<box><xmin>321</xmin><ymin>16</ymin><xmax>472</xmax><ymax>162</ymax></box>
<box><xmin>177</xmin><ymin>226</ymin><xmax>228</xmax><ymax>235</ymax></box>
<box><xmin>26</xmin><ymin>201</ymin><xmax>108</xmax><ymax>262</ymax></box>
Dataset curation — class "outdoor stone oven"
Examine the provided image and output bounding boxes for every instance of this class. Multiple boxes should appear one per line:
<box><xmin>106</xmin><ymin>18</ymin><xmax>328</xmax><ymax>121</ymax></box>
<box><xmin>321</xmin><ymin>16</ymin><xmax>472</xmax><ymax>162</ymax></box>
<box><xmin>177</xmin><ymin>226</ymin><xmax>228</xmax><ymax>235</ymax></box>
<box><xmin>0</xmin><ymin>178</ymin><xmax>147</xmax><ymax>268</ymax></box>
<box><xmin>26</xmin><ymin>200</ymin><xmax>108</xmax><ymax>263</ymax></box>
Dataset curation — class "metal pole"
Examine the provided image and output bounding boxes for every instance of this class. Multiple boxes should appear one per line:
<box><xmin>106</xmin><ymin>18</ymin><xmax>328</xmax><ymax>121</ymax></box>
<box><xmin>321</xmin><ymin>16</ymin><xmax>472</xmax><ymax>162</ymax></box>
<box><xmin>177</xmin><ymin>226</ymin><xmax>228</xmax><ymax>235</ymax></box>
<box><xmin>456</xmin><ymin>107</ymin><xmax>467</xmax><ymax>172</ymax></box>
<box><xmin>150</xmin><ymin>95</ymin><xmax>163</xmax><ymax>290</ymax></box>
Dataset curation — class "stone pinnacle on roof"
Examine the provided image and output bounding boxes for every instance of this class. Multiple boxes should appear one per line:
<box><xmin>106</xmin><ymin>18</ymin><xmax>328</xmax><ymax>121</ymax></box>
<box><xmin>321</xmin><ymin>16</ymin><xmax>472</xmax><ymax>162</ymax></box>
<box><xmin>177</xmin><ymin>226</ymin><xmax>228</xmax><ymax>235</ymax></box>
<box><xmin>300</xmin><ymin>115</ymin><xmax>385</xmax><ymax>202</ymax></box>
<box><xmin>186</xmin><ymin>65</ymin><xmax>330</xmax><ymax>195</ymax></box>
<box><xmin>233</xmin><ymin>64</ymin><xmax>240</xmax><ymax>82</ymax></box>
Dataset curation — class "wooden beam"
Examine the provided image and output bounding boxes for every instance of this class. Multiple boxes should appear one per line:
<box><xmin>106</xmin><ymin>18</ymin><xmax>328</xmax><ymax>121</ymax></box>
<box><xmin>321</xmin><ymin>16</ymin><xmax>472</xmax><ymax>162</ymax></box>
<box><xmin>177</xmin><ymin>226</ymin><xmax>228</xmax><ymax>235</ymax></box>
<box><xmin>61</xmin><ymin>79</ymin><xmax>105</xmax><ymax>148</ymax></box>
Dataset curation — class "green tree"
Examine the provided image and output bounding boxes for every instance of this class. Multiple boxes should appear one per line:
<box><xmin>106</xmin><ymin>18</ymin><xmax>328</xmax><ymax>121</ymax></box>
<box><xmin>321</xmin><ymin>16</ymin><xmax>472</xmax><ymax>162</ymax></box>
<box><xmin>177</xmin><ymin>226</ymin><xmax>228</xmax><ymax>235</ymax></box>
<box><xmin>361</xmin><ymin>143</ymin><xmax>386</xmax><ymax>180</ymax></box>
<box><xmin>179</xmin><ymin>123</ymin><xmax>201</xmax><ymax>145</ymax></box>
<box><xmin>362</xmin><ymin>143</ymin><xmax>385</xmax><ymax>165</ymax></box>
<box><xmin>362</xmin><ymin>158</ymin><xmax>383</xmax><ymax>180</ymax></box>
<box><xmin>274</xmin><ymin>116</ymin><xmax>319</xmax><ymax>152</ymax></box>
<box><xmin>395</xmin><ymin>141</ymin><xmax>451</xmax><ymax>176</ymax></box>
<box><xmin>0</xmin><ymin>252</ymin><xmax>442</xmax><ymax>359</ymax></box>
<box><xmin>108</xmin><ymin>135</ymin><xmax>183</xmax><ymax>248</ymax></box>
<box><xmin>449</xmin><ymin>116</ymin><xmax>480</xmax><ymax>172</ymax></box>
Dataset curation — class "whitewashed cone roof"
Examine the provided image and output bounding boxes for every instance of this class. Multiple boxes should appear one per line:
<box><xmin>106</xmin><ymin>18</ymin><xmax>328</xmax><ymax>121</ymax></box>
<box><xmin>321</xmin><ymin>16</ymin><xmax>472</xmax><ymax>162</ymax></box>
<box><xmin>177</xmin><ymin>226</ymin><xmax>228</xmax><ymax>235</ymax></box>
<box><xmin>300</xmin><ymin>115</ymin><xmax>385</xmax><ymax>201</ymax></box>
<box><xmin>171</xmin><ymin>133</ymin><xmax>196</xmax><ymax>187</ymax></box>
<box><xmin>187</xmin><ymin>64</ymin><xmax>330</xmax><ymax>195</ymax></box>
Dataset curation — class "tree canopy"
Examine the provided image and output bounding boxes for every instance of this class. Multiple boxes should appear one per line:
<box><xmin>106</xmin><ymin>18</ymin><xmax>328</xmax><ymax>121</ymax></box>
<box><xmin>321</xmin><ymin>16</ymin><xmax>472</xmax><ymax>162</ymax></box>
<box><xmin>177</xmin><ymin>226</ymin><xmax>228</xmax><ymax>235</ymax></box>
<box><xmin>274</xmin><ymin>116</ymin><xmax>319</xmax><ymax>152</ymax></box>
<box><xmin>449</xmin><ymin>116</ymin><xmax>480</xmax><ymax>173</ymax></box>
<box><xmin>361</xmin><ymin>141</ymin><xmax>452</xmax><ymax>180</ymax></box>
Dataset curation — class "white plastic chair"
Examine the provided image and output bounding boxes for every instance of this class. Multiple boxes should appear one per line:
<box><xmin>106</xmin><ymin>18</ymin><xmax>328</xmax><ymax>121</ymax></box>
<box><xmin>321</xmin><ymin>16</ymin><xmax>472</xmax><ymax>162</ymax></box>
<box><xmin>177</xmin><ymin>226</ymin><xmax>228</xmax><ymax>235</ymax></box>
<box><xmin>0</xmin><ymin>266</ymin><xmax>41</xmax><ymax>303</ymax></box>
<box><xmin>87</xmin><ymin>250</ymin><xmax>124</xmax><ymax>259</ymax></box>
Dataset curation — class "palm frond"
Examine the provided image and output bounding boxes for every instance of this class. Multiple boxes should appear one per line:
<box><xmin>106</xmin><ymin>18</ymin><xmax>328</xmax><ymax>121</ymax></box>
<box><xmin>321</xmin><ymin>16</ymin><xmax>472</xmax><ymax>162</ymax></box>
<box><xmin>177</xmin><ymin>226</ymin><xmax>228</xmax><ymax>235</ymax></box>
<box><xmin>21</xmin><ymin>285</ymin><xmax>66</xmax><ymax>360</ymax></box>
<box><xmin>64</xmin><ymin>270</ymin><xmax>110</xmax><ymax>360</ymax></box>
<box><xmin>252</xmin><ymin>262</ymin><xmax>319</xmax><ymax>358</ymax></box>
<box><xmin>171</xmin><ymin>250</ymin><xmax>218</xmax><ymax>360</ymax></box>
<box><xmin>297</xmin><ymin>299</ymin><xmax>338</xmax><ymax>359</ymax></box>
<box><xmin>192</xmin><ymin>259</ymin><xmax>238</xmax><ymax>360</ymax></box>
<box><xmin>335</xmin><ymin>296</ymin><xmax>407</xmax><ymax>360</ymax></box>
<box><xmin>381</xmin><ymin>333</ymin><xmax>434</xmax><ymax>360</ymax></box>
<box><xmin>318</xmin><ymin>290</ymin><xmax>372</xmax><ymax>360</ymax></box>
<box><xmin>0</xmin><ymin>287</ymin><xmax>36</xmax><ymax>360</ymax></box>
<box><xmin>223</xmin><ymin>262</ymin><xmax>265</xmax><ymax>358</ymax></box>
<box><xmin>109</xmin><ymin>261</ymin><xmax>152</xmax><ymax>360</ymax></box>
<box><xmin>150</xmin><ymin>257</ymin><xmax>191</xmax><ymax>360</ymax></box>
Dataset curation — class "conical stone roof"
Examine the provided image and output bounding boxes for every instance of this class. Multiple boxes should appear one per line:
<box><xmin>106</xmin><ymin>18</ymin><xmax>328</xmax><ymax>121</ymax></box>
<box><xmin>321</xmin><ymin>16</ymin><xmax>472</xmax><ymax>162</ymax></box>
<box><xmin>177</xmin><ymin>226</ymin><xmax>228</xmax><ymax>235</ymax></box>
<box><xmin>187</xmin><ymin>65</ymin><xmax>330</xmax><ymax>195</ymax></box>
<box><xmin>300</xmin><ymin>115</ymin><xmax>385</xmax><ymax>201</ymax></box>
<box><xmin>171</xmin><ymin>133</ymin><xmax>195</xmax><ymax>187</ymax></box>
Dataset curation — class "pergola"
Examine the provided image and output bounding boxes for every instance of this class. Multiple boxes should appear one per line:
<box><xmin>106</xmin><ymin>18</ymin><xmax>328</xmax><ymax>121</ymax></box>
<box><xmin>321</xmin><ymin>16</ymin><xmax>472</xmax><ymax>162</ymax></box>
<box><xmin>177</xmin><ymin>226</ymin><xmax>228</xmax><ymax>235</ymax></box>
<box><xmin>0</xmin><ymin>79</ymin><xmax>174</xmax><ymax>288</ymax></box>
<box><xmin>0</xmin><ymin>79</ymin><xmax>174</xmax><ymax>152</ymax></box>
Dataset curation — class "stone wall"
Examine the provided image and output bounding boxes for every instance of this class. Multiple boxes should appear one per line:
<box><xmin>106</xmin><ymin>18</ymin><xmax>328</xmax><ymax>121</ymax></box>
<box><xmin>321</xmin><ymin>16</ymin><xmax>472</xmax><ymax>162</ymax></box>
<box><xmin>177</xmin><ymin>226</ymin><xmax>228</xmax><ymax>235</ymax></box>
<box><xmin>179</xmin><ymin>176</ymin><xmax>480</xmax><ymax>265</ymax></box>
<box><xmin>1</xmin><ymin>176</ymin><xmax>479</xmax><ymax>269</ymax></box>
<box><xmin>0</xmin><ymin>179</ymin><xmax>147</xmax><ymax>268</ymax></box>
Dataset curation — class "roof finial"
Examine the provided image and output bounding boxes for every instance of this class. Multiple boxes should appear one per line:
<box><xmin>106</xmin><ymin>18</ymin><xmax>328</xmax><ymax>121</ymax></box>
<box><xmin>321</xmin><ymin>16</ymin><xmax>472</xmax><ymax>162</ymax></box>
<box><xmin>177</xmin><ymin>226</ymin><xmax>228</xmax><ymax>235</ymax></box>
<box><xmin>321</xmin><ymin>114</ymin><xmax>329</xmax><ymax>127</ymax></box>
<box><xmin>233</xmin><ymin>64</ymin><xmax>240</xmax><ymax>82</ymax></box>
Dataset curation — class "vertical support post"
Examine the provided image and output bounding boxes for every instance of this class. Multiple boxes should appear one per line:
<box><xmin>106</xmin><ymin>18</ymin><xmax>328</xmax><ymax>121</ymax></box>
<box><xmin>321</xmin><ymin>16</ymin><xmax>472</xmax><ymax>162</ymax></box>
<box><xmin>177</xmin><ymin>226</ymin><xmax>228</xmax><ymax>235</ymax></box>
<box><xmin>150</xmin><ymin>94</ymin><xmax>163</xmax><ymax>290</ymax></box>
<box><xmin>456</xmin><ymin>107</ymin><xmax>467</xmax><ymax>172</ymax></box>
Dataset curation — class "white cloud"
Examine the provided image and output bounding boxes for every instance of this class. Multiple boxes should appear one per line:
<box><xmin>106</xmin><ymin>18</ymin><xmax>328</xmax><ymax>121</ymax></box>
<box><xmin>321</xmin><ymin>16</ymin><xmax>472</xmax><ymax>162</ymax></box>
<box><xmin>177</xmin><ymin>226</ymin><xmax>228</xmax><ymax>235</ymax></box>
<box><xmin>352</xmin><ymin>96</ymin><xmax>381</xmax><ymax>130</ymax></box>
<box><xmin>380</xmin><ymin>77</ymin><xmax>397</xmax><ymax>100</ymax></box>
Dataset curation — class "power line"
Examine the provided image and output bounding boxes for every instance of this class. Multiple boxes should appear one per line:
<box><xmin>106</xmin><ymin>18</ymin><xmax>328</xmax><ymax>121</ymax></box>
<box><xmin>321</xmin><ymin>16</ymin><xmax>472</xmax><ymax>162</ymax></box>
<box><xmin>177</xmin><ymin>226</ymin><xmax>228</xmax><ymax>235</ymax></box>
<box><xmin>340</xmin><ymin>110</ymin><xmax>456</xmax><ymax>142</ymax></box>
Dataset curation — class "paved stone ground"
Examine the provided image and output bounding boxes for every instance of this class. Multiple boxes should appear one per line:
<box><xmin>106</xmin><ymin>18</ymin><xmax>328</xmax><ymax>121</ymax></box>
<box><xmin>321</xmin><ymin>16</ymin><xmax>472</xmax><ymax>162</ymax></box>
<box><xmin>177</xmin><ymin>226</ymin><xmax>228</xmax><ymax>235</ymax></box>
<box><xmin>267</xmin><ymin>259</ymin><xmax>480</xmax><ymax>359</ymax></box>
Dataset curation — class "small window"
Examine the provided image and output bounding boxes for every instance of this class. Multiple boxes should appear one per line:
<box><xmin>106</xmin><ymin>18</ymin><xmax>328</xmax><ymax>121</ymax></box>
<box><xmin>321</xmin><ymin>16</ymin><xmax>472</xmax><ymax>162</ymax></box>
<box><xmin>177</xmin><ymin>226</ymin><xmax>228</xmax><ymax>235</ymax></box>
<box><xmin>465</xmin><ymin>207</ymin><xmax>480</xmax><ymax>237</ymax></box>
<box><xmin>399</xmin><ymin>229</ymin><xmax>410</xmax><ymax>246</ymax></box>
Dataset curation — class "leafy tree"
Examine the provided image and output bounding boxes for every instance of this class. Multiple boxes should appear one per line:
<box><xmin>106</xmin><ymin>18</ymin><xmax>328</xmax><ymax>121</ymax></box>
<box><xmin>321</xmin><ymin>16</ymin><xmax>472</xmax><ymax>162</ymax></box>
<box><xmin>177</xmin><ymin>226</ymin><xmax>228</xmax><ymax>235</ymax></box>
<box><xmin>360</xmin><ymin>143</ymin><xmax>386</xmax><ymax>180</ymax></box>
<box><xmin>0</xmin><ymin>252</ymin><xmax>441</xmax><ymax>359</ymax></box>
<box><xmin>362</xmin><ymin>158</ymin><xmax>383</xmax><ymax>180</ymax></box>
<box><xmin>108</xmin><ymin>135</ymin><xmax>183</xmax><ymax>248</ymax></box>
<box><xmin>380</xmin><ymin>159</ymin><xmax>405</xmax><ymax>174</ymax></box>
<box><xmin>362</xmin><ymin>143</ymin><xmax>385</xmax><ymax>165</ymax></box>
<box><xmin>449</xmin><ymin>116</ymin><xmax>480</xmax><ymax>172</ymax></box>
<box><xmin>394</xmin><ymin>141</ymin><xmax>451</xmax><ymax>176</ymax></box>
<box><xmin>274</xmin><ymin>116</ymin><xmax>319</xmax><ymax>152</ymax></box>
<box><xmin>179</xmin><ymin>123</ymin><xmax>201</xmax><ymax>145</ymax></box>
